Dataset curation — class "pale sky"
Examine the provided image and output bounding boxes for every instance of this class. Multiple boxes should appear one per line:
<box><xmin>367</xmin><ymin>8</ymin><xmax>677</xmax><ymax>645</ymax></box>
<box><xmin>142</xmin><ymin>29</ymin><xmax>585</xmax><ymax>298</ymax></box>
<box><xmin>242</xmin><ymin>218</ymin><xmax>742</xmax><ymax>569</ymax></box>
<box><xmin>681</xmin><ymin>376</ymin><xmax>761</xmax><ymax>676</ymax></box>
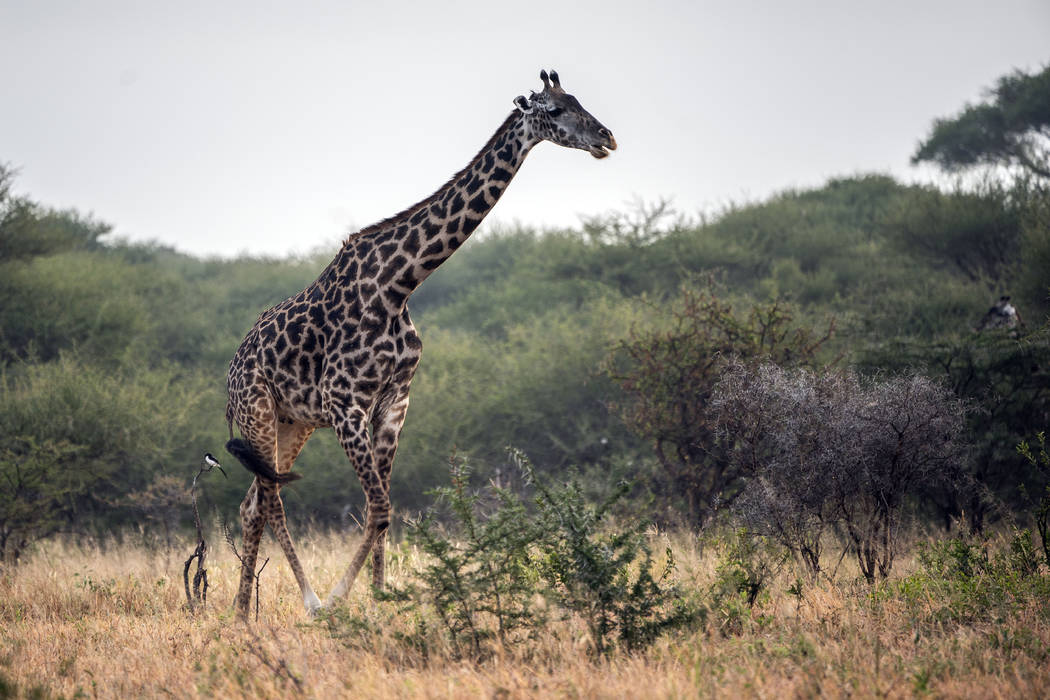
<box><xmin>2</xmin><ymin>1</ymin><xmax>1048</xmax><ymax>257</ymax></box>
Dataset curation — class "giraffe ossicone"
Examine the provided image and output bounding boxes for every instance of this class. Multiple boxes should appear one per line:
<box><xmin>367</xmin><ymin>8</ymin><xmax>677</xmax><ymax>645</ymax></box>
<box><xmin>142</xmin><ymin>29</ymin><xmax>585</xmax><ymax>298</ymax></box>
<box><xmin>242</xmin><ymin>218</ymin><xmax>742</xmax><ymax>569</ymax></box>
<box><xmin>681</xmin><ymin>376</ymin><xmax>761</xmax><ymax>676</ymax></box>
<box><xmin>223</xmin><ymin>69</ymin><xmax>615</xmax><ymax>619</ymax></box>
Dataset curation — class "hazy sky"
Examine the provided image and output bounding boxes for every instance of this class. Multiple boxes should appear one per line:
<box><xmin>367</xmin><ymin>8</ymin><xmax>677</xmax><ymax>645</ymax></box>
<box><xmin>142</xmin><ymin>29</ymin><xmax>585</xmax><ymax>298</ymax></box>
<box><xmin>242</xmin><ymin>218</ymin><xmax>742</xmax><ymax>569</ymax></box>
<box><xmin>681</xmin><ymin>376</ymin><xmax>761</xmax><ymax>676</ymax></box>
<box><xmin>2</xmin><ymin>1</ymin><xmax>1048</xmax><ymax>257</ymax></box>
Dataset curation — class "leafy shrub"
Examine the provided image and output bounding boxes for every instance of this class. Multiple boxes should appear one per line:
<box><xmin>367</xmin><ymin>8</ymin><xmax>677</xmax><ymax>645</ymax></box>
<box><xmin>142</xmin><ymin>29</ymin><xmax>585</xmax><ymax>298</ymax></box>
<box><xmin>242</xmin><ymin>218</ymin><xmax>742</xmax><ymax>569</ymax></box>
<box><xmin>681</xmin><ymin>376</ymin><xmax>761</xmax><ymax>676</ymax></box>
<box><xmin>398</xmin><ymin>455</ymin><xmax>543</xmax><ymax>659</ymax></box>
<box><xmin>0</xmin><ymin>355</ymin><xmax>214</xmax><ymax>560</ymax></box>
<box><xmin>862</xmin><ymin>330</ymin><xmax>1050</xmax><ymax>531</ymax></box>
<box><xmin>881</xmin><ymin>179</ymin><xmax>1026</xmax><ymax>283</ymax></box>
<box><xmin>707</xmin><ymin>528</ymin><xmax>787</xmax><ymax>636</ymax></box>
<box><xmin>516</xmin><ymin>450</ymin><xmax>703</xmax><ymax>655</ymax></box>
<box><xmin>1018</xmin><ymin>431</ymin><xmax>1050</xmax><ymax>566</ymax></box>
<box><xmin>325</xmin><ymin>451</ymin><xmax>703</xmax><ymax>660</ymax></box>
<box><xmin>885</xmin><ymin>536</ymin><xmax>1050</xmax><ymax>630</ymax></box>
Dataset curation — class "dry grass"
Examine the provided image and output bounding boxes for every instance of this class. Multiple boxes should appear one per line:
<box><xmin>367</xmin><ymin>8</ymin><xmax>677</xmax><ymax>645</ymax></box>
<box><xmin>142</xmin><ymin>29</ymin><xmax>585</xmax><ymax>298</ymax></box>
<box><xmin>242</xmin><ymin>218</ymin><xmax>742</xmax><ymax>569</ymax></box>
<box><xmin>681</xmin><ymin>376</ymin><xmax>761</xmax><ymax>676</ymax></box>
<box><xmin>1</xmin><ymin>529</ymin><xmax>1048</xmax><ymax>699</ymax></box>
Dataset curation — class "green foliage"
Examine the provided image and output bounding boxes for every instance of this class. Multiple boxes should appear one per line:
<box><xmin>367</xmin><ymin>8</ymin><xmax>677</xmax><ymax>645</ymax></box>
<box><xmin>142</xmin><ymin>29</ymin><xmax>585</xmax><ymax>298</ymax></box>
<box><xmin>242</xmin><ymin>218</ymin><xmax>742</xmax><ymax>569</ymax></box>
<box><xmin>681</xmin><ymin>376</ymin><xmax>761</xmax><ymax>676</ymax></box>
<box><xmin>397</xmin><ymin>455</ymin><xmax>543</xmax><ymax>659</ymax></box>
<box><xmin>0</xmin><ymin>437</ymin><xmax>86</xmax><ymax>564</ymax></box>
<box><xmin>1016</xmin><ymin>187</ymin><xmax>1050</xmax><ymax>320</ymax></box>
<box><xmin>709</xmin><ymin>528</ymin><xmax>788</xmax><ymax>626</ymax></box>
<box><xmin>913</xmin><ymin>64</ymin><xmax>1050</xmax><ymax>179</ymax></box>
<box><xmin>880</xmin><ymin>179</ymin><xmax>1027</xmax><ymax>283</ymax></box>
<box><xmin>517</xmin><ymin>450</ymin><xmax>703</xmax><ymax>656</ymax></box>
<box><xmin>0</xmin><ymin>163</ymin><xmax>108</xmax><ymax>262</ymax></box>
<box><xmin>885</xmin><ymin>536</ymin><xmax>1050</xmax><ymax>631</ymax></box>
<box><xmin>863</xmin><ymin>330</ymin><xmax>1050</xmax><ymax>531</ymax></box>
<box><xmin>0</xmin><ymin>355</ymin><xmax>214</xmax><ymax>558</ymax></box>
<box><xmin>330</xmin><ymin>451</ymin><xmax>703</xmax><ymax>659</ymax></box>
<box><xmin>1018</xmin><ymin>431</ymin><xmax>1050</xmax><ymax>566</ymax></box>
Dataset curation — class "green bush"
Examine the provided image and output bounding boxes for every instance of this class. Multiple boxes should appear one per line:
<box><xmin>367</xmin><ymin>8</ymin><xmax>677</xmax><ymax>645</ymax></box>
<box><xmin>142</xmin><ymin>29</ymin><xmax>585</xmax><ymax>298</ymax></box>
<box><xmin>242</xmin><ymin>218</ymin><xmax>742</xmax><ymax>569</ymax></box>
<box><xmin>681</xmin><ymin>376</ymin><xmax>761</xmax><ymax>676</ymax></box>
<box><xmin>0</xmin><ymin>354</ymin><xmax>215</xmax><ymax>557</ymax></box>
<box><xmin>518</xmin><ymin>449</ymin><xmax>703</xmax><ymax>656</ymax></box>
<box><xmin>397</xmin><ymin>455</ymin><xmax>543</xmax><ymax>659</ymax></box>
<box><xmin>325</xmin><ymin>451</ymin><xmax>703</xmax><ymax>659</ymax></box>
<box><xmin>885</xmin><ymin>536</ymin><xmax>1050</xmax><ymax>630</ymax></box>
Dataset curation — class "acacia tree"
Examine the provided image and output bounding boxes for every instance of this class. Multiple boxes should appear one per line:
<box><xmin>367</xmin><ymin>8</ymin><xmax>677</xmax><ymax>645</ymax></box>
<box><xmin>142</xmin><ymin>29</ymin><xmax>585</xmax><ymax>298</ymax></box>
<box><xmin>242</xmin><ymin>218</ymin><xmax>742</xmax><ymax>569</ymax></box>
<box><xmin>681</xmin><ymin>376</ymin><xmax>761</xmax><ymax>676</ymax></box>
<box><xmin>713</xmin><ymin>364</ymin><xmax>967</xmax><ymax>581</ymax></box>
<box><xmin>607</xmin><ymin>284</ymin><xmax>833</xmax><ymax>526</ymax></box>
<box><xmin>913</xmin><ymin>65</ymin><xmax>1050</xmax><ymax>180</ymax></box>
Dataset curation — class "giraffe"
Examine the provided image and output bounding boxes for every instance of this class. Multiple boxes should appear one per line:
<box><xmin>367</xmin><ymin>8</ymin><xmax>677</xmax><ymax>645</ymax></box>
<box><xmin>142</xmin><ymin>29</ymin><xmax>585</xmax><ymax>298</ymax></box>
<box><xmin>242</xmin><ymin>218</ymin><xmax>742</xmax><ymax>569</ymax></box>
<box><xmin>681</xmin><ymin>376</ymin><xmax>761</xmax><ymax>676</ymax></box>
<box><xmin>223</xmin><ymin>69</ymin><xmax>616</xmax><ymax>618</ymax></box>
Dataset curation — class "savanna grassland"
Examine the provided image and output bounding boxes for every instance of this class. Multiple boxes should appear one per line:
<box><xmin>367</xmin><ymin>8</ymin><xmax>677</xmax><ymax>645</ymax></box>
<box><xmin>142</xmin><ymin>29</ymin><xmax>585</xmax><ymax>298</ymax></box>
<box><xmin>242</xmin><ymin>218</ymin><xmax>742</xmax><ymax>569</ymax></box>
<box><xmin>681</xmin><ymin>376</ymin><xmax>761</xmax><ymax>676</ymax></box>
<box><xmin>4</xmin><ymin>66</ymin><xmax>1050</xmax><ymax>698</ymax></box>
<box><xmin>2</xmin><ymin>529</ymin><xmax>1049</xmax><ymax>698</ymax></box>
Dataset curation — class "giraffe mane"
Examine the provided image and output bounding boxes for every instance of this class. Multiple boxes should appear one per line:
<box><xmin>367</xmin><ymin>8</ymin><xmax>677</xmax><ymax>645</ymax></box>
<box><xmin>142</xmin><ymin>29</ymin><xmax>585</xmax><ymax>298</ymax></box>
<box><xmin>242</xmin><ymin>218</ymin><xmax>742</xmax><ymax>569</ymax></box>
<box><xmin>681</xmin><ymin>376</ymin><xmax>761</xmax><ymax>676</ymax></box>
<box><xmin>341</xmin><ymin>111</ymin><xmax>521</xmax><ymax>246</ymax></box>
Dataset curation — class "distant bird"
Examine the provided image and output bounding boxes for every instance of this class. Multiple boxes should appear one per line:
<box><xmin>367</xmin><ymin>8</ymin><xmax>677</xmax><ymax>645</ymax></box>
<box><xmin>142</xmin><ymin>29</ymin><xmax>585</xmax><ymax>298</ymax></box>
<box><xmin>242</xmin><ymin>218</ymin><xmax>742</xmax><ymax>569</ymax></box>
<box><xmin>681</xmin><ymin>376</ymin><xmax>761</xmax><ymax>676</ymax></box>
<box><xmin>976</xmin><ymin>295</ymin><xmax>1024</xmax><ymax>332</ymax></box>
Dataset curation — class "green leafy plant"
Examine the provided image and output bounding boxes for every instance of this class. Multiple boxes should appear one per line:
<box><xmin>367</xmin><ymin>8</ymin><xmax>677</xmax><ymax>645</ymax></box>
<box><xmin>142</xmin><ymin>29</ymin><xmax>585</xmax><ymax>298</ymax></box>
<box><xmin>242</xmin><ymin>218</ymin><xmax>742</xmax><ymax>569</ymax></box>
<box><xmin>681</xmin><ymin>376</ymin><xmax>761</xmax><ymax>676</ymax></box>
<box><xmin>326</xmin><ymin>450</ymin><xmax>703</xmax><ymax>660</ymax></box>
<box><xmin>400</xmin><ymin>454</ymin><xmax>543</xmax><ymax>659</ymax></box>
<box><xmin>1018</xmin><ymin>431</ymin><xmax>1050</xmax><ymax>567</ymax></box>
<box><xmin>707</xmin><ymin>528</ymin><xmax>787</xmax><ymax>635</ymax></box>
<box><xmin>883</xmin><ymin>536</ymin><xmax>1050</xmax><ymax>631</ymax></box>
<box><xmin>514</xmin><ymin>449</ymin><xmax>703</xmax><ymax>656</ymax></box>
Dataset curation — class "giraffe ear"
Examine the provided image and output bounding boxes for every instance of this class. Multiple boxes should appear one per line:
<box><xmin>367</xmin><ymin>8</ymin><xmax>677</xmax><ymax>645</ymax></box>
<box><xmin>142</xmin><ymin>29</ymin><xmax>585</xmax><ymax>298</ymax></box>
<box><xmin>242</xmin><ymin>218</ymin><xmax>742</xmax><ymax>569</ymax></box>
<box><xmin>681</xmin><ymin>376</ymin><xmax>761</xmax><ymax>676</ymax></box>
<box><xmin>513</xmin><ymin>95</ymin><xmax>533</xmax><ymax>114</ymax></box>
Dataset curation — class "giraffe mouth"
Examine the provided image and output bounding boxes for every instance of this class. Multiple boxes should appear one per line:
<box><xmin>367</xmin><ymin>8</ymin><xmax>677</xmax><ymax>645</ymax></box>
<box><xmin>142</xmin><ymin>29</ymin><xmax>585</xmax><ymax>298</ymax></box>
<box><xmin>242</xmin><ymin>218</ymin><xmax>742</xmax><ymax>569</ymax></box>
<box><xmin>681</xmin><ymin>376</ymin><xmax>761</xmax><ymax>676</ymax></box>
<box><xmin>589</xmin><ymin>135</ymin><xmax>617</xmax><ymax>159</ymax></box>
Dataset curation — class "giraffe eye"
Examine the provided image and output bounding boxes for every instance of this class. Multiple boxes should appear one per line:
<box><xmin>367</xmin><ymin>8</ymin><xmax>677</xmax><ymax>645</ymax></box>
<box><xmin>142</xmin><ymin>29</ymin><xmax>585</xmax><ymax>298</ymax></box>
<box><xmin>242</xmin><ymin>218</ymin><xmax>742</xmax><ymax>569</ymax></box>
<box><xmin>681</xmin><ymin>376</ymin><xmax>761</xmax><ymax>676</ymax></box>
<box><xmin>548</xmin><ymin>107</ymin><xmax>565</xmax><ymax>117</ymax></box>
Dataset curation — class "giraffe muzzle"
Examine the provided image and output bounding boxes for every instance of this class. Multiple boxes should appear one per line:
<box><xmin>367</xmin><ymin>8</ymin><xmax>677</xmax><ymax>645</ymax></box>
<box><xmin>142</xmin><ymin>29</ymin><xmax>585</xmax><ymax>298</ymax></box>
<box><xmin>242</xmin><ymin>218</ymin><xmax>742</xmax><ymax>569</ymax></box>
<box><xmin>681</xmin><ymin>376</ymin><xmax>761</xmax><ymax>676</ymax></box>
<box><xmin>589</xmin><ymin>130</ymin><xmax>617</xmax><ymax>159</ymax></box>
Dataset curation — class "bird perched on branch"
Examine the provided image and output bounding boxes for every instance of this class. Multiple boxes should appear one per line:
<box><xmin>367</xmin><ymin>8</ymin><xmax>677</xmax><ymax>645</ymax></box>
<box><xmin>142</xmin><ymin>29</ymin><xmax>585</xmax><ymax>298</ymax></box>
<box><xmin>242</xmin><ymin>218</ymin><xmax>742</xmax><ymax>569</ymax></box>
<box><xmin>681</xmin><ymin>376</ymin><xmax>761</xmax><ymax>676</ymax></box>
<box><xmin>976</xmin><ymin>295</ymin><xmax>1024</xmax><ymax>332</ymax></box>
<box><xmin>202</xmin><ymin>453</ymin><xmax>227</xmax><ymax>478</ymax></box>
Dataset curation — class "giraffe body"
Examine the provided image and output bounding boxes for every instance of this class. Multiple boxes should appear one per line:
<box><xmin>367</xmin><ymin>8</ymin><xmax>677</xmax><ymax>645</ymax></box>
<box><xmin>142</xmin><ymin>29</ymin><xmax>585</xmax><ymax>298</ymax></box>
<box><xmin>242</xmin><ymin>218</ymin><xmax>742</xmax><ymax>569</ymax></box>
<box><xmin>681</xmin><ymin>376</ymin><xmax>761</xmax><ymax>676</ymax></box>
<box><xmin>224</xmin><ymin>70</ymin><xmax>615</xmax><ymax>618</ymax></box>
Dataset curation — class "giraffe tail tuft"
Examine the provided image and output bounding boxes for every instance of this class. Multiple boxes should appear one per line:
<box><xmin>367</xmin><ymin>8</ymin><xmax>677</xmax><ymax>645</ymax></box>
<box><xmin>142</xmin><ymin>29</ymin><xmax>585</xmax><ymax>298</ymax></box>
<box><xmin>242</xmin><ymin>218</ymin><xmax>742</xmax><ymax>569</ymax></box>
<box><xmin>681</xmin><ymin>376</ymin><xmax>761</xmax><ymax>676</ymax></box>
<box><xmin>225</xmin><ymin>438</ymin><xmax>303</xmax><ymax>484</ymax></box>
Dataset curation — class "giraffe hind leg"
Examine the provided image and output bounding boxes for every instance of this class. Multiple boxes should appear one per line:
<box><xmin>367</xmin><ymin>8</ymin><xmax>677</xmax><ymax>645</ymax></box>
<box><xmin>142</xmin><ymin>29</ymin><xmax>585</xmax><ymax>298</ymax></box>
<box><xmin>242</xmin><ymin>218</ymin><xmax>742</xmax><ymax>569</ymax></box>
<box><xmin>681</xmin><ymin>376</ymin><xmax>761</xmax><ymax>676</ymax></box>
<box><xmin>266</xmin><ymin>420</ymin><xmax>322</xmax><ymax>614</ymax></box>
<box><xmin>235</xmin><ymin>478</ymin><xmax>266</xmax><ymax>618</ymax></box>
<box><xmin>229</xmin><ymin>403</ymin><xmax>319</xmax><ymax>617</ymax></box>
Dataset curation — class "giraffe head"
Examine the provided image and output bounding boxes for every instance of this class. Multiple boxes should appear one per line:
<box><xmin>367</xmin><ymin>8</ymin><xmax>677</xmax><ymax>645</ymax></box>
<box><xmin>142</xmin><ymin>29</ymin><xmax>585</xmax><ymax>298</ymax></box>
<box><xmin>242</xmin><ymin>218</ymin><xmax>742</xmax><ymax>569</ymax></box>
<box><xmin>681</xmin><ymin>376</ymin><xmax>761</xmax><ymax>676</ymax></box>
<box><xmin>513</xmin><ymin>69</ymin><xmax>617</xmax><ymax>159</ymax></box>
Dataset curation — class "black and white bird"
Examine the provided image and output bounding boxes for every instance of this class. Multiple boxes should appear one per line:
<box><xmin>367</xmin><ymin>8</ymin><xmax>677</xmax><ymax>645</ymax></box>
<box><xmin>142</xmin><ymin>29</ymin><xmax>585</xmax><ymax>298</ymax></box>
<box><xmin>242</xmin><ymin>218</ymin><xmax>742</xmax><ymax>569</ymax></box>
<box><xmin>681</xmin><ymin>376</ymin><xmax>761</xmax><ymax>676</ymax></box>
<box><xmin>976</xmin><ymin>295</ymin><xmax>1023</xmax><ymax>332</ymax></box>
<box><xmin>203</xmin><ymin>452</ymin><xmax>222</xmax><ymax>469</ymax></box>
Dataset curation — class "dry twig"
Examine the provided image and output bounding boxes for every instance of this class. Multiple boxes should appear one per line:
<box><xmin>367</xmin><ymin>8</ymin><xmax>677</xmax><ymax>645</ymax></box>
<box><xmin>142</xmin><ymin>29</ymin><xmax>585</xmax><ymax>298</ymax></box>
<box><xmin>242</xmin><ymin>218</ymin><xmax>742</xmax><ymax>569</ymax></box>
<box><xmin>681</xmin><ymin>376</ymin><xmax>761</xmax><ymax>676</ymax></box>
<box><xmin>223</xmin><ymin>520</ymin><xmax>270</xmax><ymax>621</ymax></box>
<box><xmin>183</xmin><ymin>455</ymin><xmax>226</xmax><ymax>613</ymax></box>
<box><xmin>243</xmin><ymin>627</ymin><xmax>304</xmax><ymax>693</ymax></box>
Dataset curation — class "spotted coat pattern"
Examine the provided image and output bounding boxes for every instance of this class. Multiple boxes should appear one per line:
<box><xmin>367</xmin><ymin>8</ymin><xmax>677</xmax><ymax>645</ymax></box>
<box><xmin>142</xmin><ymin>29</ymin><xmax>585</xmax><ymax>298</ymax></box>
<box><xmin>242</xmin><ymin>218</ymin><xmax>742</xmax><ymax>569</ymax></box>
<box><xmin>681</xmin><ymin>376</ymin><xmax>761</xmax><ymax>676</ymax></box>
<box><xmin>224</xmin><ymin>70</ymin><xmax>616</xmax><ymax>618</ymax></box>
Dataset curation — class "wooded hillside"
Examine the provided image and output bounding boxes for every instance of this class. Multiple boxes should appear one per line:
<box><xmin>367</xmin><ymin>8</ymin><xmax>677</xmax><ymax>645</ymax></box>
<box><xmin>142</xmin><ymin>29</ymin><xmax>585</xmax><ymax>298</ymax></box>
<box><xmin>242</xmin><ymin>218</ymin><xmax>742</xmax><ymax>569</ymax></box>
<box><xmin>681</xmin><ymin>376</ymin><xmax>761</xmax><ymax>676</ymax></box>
<box><xmin>2</xmin><ymin>66</ymin><xmax>1049</xmax><ymax>559</ymax></box>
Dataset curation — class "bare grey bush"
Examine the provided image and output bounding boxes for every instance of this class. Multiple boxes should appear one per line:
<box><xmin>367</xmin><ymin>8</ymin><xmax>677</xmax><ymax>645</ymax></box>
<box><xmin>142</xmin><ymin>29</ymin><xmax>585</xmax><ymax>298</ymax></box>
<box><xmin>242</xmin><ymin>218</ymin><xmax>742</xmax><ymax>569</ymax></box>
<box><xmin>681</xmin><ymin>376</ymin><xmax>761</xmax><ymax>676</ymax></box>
<box><xmin>712</xmin><ymin>363</ymin><xmax>967</xmax><ymax>581</ymax></box>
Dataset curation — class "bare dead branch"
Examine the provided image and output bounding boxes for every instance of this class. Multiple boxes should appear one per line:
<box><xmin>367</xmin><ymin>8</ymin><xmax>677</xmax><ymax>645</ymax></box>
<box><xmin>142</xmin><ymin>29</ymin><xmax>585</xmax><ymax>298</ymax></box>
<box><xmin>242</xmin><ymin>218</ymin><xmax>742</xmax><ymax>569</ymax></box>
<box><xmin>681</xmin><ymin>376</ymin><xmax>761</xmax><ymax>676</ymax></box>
<box><xmin>183</xmin><ymin>456</ymin><xmax>227</xmax><ymax>613</ymax></box>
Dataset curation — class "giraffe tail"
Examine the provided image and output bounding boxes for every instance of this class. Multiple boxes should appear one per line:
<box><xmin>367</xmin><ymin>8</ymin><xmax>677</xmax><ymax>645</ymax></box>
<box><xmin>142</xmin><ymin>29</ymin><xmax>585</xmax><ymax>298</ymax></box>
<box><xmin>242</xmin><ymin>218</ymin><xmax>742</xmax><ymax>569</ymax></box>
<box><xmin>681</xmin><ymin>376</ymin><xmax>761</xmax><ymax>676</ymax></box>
<box><xmin>225</xmin><ymin>438</ymin><xmax>303</xmax><ymax>484</ymax></box>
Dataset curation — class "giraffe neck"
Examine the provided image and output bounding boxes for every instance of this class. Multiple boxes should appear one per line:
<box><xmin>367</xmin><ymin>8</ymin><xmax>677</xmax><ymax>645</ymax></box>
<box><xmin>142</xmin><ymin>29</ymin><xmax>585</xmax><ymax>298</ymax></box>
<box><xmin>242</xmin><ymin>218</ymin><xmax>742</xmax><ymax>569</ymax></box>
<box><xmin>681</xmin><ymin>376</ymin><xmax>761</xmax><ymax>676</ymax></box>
<box><xmin>331</xmin><ymin>111</ymin><xmax>539</xmax><ymax>304</ymax></box>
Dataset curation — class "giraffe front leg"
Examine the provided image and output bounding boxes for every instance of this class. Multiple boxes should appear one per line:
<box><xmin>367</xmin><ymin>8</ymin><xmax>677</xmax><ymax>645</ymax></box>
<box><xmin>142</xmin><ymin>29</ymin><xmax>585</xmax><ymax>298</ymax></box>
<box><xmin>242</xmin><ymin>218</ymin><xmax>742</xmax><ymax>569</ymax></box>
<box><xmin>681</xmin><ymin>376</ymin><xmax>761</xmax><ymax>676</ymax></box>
<box><xmin>369</xmin><ymin>385</ymin><xmax>411</xmax><ymax>590</ymax></box>
<box><xmin>325</xmin><ymin>408</ymin><xmax>389</xmax><ymax>604</ymax></box>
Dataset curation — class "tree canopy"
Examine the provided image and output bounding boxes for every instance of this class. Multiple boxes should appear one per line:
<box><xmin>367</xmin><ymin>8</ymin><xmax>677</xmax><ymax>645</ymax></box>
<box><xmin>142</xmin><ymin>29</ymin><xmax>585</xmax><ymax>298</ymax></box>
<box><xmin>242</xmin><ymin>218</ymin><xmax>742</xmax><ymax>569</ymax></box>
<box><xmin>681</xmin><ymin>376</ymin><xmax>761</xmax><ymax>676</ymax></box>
<box><xmin>912</xmin><ymin>65</ymin><xmax>1050</xmax><ymax>179</ymax></box>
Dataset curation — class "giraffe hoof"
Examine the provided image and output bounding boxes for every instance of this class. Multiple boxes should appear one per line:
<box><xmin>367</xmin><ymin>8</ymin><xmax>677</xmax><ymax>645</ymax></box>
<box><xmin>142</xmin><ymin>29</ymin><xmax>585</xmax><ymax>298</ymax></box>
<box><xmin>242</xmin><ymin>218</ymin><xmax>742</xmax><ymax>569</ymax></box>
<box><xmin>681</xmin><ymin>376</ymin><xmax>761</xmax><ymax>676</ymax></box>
<box><xmin>304</xmin><ymin>591</ymin><xmax>324</xmax><ymax>617</ymax></box>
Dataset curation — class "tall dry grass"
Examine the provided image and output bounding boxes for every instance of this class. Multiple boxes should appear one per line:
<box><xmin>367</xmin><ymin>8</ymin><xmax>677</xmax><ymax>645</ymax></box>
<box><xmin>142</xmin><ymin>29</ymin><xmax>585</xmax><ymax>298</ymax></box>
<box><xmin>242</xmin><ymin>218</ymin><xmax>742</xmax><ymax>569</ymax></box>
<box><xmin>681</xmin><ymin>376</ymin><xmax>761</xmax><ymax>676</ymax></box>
<box><xmin>1</xmin><ymin>528</ymin><xmax>1048</xmax><ymax>698</ymax></box>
